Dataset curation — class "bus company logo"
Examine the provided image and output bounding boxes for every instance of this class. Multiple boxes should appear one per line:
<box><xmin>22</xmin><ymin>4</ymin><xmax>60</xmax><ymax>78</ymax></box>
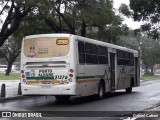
<box><xmin>2</xmin><ymin>112</ymin><xmax>11</xmax><ymax>117</ymax></box>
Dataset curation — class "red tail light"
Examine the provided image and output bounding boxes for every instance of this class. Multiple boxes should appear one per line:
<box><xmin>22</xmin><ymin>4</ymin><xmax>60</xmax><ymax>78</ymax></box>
<box><xmin>69</xmin><ymin>74</ymin><xmax>73</xmax><ymax>77</ymax></box>
<box><xmin>70</xmin><ymin>69</ymin><xmax>74</xmax><ymax>73</ymax></box>
<box><xmin>21</xmin><ymin>70</ymin><xmax>24</xmax><ymax>73</ymax></box>
<box><xmin>22</xmin><ymin>75</ymin><xmax>25</xmax><ymax>78</ymax></box>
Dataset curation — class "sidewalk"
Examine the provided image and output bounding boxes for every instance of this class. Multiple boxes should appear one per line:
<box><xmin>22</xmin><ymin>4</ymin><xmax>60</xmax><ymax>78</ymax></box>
<box><xmin>0</xmin><ymin>80</ymin><xmax>39</xmax><ymax>102</ymax></box>
<box><xmin>0</xmin><ymin>80</ymin><xmax>20</xmax><ymax>98</ymax></box>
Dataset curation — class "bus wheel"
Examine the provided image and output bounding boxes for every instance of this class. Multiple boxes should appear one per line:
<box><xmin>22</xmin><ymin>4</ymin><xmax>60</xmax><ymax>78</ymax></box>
<box><xmin>98</xmin><ymin>81</ymin><xmax>105</xmax><ymax>99</ymax></box>
<box><xmin>125</xmin><ymin>81</ymin><xmax>132</xmax><ymax>93</ymax></box>
<box><xmin>55</xmin><ymin>95</ymin><xmax>71</xmax><ymax>101</ymax></box>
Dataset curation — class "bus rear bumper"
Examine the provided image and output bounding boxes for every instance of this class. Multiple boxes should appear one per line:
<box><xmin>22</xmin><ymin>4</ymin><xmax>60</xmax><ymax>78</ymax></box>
<box><xmin>21</xmin><ymin>83</ymin><xmax>77</xmax><ymax>96</ymax></box>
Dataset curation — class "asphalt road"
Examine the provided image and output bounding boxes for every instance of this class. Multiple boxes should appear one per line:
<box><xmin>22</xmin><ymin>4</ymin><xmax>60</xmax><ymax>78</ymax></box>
<box><xmin>1</xmin><ymin>79</ymin><xmax>160</xmax><ymax>120</ymax></box>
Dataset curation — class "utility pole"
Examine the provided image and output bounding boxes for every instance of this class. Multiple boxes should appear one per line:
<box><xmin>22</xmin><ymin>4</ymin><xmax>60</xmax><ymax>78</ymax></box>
<box><xmin>138</xmin><ymin>32</ymin><xmax>142</xmax><ymax>78</ymax></box>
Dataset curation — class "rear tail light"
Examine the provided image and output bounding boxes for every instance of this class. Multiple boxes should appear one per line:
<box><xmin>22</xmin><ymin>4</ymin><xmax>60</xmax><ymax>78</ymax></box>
<box><xmin>21</xmin><ymin>70</ymin><xmax>24</xmax><ymax>73</ymax></box>
<box><xmin>69</xmin><ymin>74</ymin><xmax>73</xmax><ymax>77</ymax></box>
<box><xmin>22</xmin><ymin>75</ymin><xmax>25</xmax><ymax>78</ymax></box>
<box><xmin>68</xmin><ymin>69</ymin><xmax>74</xmax><ymax>82</ymax></box>
<box><xmin>70</xmin><ymin>69</ymin><xmax>74</xmax><ymax>73</ymax></box>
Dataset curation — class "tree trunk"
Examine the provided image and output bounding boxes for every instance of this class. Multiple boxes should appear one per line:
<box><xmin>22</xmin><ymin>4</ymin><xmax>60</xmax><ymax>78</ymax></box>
<box><xmin>70</xmin><ymin>28</ymin><xmax>76</xmax><ymax>35</ymax></box>
<box><xmin>145</xmin><ymin>65</ymin><xmax>148</xmax><ymax>74</ymax></box>
<box><xmin>150</xmin><ymin>65</ymin><xmax>154</xmax><ymax>75</ymax></box>
<box><xmin>145</xmin><ymin>65</ymin><xmax>149</xmax><ymax>75</ymax></box>
<box><xmin>81</xmin><ymin>21</ymin><xmax>86</xmax><ymax>37</ymax></box>
<box><xmin>5</xmin><ymin>62</ymin><xmax>13</xmax><ymax>76</ymax></box>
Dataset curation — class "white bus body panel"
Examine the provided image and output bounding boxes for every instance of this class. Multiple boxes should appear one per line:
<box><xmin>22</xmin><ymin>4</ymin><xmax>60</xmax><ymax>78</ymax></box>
<box><xmin>20</xmin><ymin>33</ymin><xmax>139</xmax><ymax>97</ymax></box>
<box><xmin>21</xmin><ymin>34</ymin><xmax>78</xmax><ymax>96</ymax></box>
<box><xmin>21</xmin><ymin>83</ymin><xmax>77</xmax><ymax>95</ymax></box>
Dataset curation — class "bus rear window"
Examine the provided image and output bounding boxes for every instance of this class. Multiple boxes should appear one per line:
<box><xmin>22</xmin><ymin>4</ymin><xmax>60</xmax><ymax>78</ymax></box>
<box><xmin>23</xmin><ymin>37</ymin><xmax>70</xmax><ymax>58</ymax></box>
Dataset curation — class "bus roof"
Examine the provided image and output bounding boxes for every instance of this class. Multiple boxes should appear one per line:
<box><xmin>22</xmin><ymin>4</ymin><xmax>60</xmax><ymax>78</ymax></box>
<box><xmin>77</xmin><ymin>35</ymin><xmax>138</xmax><ymax>55</ymax></box>
<box><xmin>24</xmin><ymin>33</ymin><xmax>138</xmax><ymax>56</ymax></box>
<box><xmin>24</xmin><ymin>33</ymin><xmax>72</xmax><ymax>40</ymax></box>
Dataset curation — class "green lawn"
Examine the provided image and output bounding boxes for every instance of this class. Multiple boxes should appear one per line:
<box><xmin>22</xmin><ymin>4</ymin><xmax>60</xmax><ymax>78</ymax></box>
<box><xmin>1</xmin><ymin>72</ymin><xmax>160</xmax><ymax>81</ymax></box>
<box><xmin>0</xmin><ymin>73</ymin><xmax>20</xmax><ymax>80</ymax></box>
<box><xmin>141</xmin><ymin>75</ymin><xmax>160</xmax><ymax>80</ymax></box>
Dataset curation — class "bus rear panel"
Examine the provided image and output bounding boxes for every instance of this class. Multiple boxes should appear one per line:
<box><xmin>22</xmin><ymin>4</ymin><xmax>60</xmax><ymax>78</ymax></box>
<box><xmin>20</xmin><ymin>34</ymin><xmax>77</xmax><ymax>96</ymax></box>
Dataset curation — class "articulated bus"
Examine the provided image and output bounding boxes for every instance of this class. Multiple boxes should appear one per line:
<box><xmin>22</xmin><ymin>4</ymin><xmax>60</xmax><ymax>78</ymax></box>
<box><xmin>20</xmin><ymin>34</ymin><xmax>139</xmax><ymax>101</ymax></box>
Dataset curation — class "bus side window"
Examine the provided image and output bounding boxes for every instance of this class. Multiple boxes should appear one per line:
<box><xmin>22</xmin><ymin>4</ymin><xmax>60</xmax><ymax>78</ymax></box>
<box><xmin>78</xmin><ymin>41</ymin><xmax>85</xmax><ymax>64</ymax></box>
<box><xmin>117</xmin><ymin>50</ymin><xmax>134</xmax><ymax>66</ymax></box>
<box><xmin>117</xmin><ymin>50</ymin><xmax>125</xmax><ymax>65</ymax></box>
<box><xmin>85</xmin><ymin>43</ymin><xmax>98</xmax><ymax>64</ymax></box>
<box><xmin>98</xmin><ymin>46</ymin><xmax>108</xmax><ymax>64</ymax></box>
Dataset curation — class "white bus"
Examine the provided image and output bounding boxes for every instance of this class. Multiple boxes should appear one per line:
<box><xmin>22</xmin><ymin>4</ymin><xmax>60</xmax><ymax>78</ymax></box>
<box><xmin>20</xmin><ymin>34</ymin><xmax>139</xmax><ymax>101</ymax></box>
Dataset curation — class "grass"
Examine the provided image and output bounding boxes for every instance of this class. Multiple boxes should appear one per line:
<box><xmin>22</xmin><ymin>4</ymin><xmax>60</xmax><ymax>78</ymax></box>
<box><xmin>0</xmin><ymin>72</ymin><xmax>160</xmax><ymax>81</ymax></box>
<box><xmin>0</xmin><ymin>73</ymin><xmax>20</xmax><ymax>80</ymax></box>
<box><xmin>141</xmin><ymin>75</ymin><xmax>160</xmax><ymax>80</ymax></box>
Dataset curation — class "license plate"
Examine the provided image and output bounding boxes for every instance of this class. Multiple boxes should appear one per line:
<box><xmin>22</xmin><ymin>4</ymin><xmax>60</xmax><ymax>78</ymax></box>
<box><xmin>41</xmin><ymin>80</ymin><xmax>52</xmax><ymax>88</ymax></box>
<box><xmin>41</xmin><ymin>84</ymin><xmax>52</xmax><ymax>88</ymax></box>
<box><xmin>42</xmin><ymin>81</ymin><xmax>51</xmax><ymax>84</ymax></box>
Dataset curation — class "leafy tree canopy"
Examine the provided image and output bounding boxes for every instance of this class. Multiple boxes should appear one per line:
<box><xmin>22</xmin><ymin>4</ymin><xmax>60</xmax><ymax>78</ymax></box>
<box><xmin>38</xmin><ymin>0</ymin><xmax>129</xmax><ymax>42</ymax></box>
<box><xmin>0</xmin><ymin>0</ymin><xmax>130</xmax><ymax>47</ymax></box>
<box><xmin>118</xmin><ymin>3</ymin><xmax>131</xmax><ymax>18</ymax></box>
<box><xmin>0</xmin><ymin>35</ymin><xmax>21</xmax><ymax>75</ymax></box>
<box><xmin>0</xmin><ymin>0</ymin><xmax>52</xmax><ymax>47</ymax></box>
<box><xmin>117</xmin><ymin>30</ymin><xmax>160</xmax><ymax>74</ymax></box>
<box><xmin>129</xmin><ymin>0</ymin><xmax>160</xmax><ymax>39</ymax></box>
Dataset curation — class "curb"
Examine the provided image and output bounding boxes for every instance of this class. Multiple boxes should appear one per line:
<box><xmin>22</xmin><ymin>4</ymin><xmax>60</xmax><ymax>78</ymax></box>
<box><xmin>0</xmin><ymin>96</ymin><xmax>38</xmax><ymax>102</ymax></box>
<box><xmin>0</xmin><ymin>80</ymin><xmax>20</xmax><ymax>82</ymax></box>
<box><xmin>140</xmin><ymin>78</ymin><xmax>160</xmax><ymax>81</ymax></box>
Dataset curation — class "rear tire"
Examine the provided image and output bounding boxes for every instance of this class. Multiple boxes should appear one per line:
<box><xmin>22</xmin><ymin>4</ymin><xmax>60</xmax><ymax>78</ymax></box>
<box><xmin>98</xmin><ymin>82</ymin><xmax>105</xmax><ymax>99</ymax></box>
<box><xmin>55</xmin><ymin>95</ymin><xmax>71</xmax><ymax>102</ymax></box>
<box><xmin>126</xmin><ymin>87</ymin><xmax>132</xmax><ymax>93</ymax></box>
<box><xmin>126</xmin><ymin>80</ymin><xmax>133</xmax><ymax>93</ymax></box>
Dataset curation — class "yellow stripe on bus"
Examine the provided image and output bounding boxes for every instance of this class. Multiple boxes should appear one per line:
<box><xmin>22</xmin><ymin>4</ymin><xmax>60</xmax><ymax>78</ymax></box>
<box><xmin>26</xmin><ymin>77</ymin><xmax>132</xmax><ymax>85</ymax></box>
<box><xmin>77</xmin><ymin>79</ymin><xmax>99</xmax><ymax>83</ymax></box>
<box><xmin>27</xmin><ymin>80</ymin><xmax>68</xmax><ymax>85</ymax></box>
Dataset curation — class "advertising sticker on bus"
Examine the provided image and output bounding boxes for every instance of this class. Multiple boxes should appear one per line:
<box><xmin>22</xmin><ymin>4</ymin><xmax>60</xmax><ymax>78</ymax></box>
<box><xmin>24</xmin><ymin>38</ymin><xmax>70</xmax><ymax>58</ymax></box>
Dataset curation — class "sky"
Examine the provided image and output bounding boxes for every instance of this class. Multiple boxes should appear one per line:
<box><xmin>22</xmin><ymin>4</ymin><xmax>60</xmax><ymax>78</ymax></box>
<box><xmin>113</xmin><ymin>0</ymin><xmax>143</xmax><ymax>29</ymax></box>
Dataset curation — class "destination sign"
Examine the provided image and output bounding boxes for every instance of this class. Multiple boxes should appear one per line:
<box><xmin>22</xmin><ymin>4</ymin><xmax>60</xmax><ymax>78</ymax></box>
<box><xmin>56</xmin><ymin>39</ymin><xmax>69</xmax><ymax>45</ymax></box>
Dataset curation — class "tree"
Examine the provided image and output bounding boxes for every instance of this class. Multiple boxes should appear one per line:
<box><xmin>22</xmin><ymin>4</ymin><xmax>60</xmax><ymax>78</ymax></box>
<box><xmin>118</xmin><ymin>3</ymin><xmax>131</xmax><ymax>18</ymax></box>
<box><xmin>0</xmin><ymin>0</ymin><xmax>129</xmax><ymax>46</ymax></box>
<box><xmin>117</xmin><ymin>31</ymin><xmax>160</xmax><ymax>75</ymax></box>
<box><xmin>0</xmin><ymin>0</ymin><xmax>46</xmax><ymax>47</ymax></box>
<box><xmin>39</xmin><ymin>0</ymin><xmax>128</xmax><ymax>42</ymax></box>
<box><xmin>0</xmin><ymin>7</ymin><xmax>52</xmax><ymax>76</ymax></box>
<box><xmin>0</xmin><ymin>35</ymin><xmax>21</xmax><ymax>75</ymax></box>
<box><xmin>141</xmin><ymin>37</ymin><xmax>160</xmax><ymax>75</ymax></box>
<box><xmin>129</xmin><ymin>0</ymin><xmax>160</xmax><ymax>39</ymax></box>
<box><xmin>116</xmin><ymin>30</ymin><xmax>139</xmax><ymax>50</ymax></box>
